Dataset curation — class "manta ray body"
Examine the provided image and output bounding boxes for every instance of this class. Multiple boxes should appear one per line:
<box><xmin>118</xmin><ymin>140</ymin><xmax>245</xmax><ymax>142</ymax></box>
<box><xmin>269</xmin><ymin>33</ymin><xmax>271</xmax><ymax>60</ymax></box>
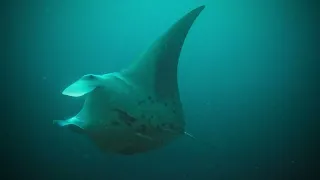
<box><xmin>54</xmin><ymin>5</ymin><xmax>205</xmax><ymax>155</ymax></box>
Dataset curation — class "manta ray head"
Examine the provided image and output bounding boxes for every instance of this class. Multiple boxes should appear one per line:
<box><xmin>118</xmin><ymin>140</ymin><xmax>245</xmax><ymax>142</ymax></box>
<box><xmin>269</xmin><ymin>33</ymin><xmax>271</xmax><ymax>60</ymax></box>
<box><xmin>54</xmin><ymin>5</ymin><xmax>205</xmax><ymax>155</ymax></box>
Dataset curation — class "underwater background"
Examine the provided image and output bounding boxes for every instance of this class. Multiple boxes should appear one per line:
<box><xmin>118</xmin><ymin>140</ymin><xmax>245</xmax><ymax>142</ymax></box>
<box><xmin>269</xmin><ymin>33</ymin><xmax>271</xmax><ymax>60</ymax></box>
<box><xmin>4</xmin><ymin>0</ymin><xmax>319</xmax><ymax>179</ymax></box>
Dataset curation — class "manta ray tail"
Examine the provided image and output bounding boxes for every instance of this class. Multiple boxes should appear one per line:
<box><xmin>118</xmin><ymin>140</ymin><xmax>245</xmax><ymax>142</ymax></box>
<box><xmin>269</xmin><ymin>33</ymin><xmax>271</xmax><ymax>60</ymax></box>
<box><xmin>184</xmin><ymin>132</ymin><xmax>196</xmax><ymax>139</ymax></box>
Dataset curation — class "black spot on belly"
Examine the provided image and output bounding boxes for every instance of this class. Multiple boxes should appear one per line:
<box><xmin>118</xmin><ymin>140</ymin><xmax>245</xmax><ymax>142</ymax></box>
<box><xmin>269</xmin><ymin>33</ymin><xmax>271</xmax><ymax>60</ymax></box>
<box><xmin>148</xmin><ymin>96</ymin><xmax>152</xmax><ymax>100</ymax></box>
<box><xmin>172</xmin><ymin>109</ymin><xmax>176</xmax><ymax>114</ymax></box>
<box><xmin>141</xmin><ymin>114</ymin><xmax>146</xmax><ymax>119</ymax></box>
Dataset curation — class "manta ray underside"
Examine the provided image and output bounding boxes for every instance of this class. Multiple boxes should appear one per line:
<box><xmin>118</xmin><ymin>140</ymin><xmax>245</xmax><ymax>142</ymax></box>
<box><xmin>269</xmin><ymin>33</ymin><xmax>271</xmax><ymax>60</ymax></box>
<box><xmin>54</xmin><ymin>5</ymin><xmax>205</xmax><ymax>155</ymax></box>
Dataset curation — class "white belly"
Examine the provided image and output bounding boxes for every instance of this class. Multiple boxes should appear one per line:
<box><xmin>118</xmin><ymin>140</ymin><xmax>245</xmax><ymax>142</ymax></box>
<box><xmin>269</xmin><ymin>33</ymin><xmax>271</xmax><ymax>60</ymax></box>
<box><xmin>83</xmin><ymin>88</ymin><xmax>186</xmax><ymax>155</ymax></box>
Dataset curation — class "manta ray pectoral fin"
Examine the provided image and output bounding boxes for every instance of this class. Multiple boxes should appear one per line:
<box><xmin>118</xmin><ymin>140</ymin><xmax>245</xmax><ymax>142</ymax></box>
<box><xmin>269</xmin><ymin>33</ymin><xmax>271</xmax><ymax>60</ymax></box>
<box><xmin>122</xmin><ymin>5</ymin><xmax>205</xmax><ymax>98</ymax></box>
<box><xmin>62</xmin><ymin>74</ymin><xmax>104</xmax><ymax>97</ymax></box>
<box><xmin>53</xmin><ymin>117</ymin><xmax>86</xmax><ymax>134</ymax></box>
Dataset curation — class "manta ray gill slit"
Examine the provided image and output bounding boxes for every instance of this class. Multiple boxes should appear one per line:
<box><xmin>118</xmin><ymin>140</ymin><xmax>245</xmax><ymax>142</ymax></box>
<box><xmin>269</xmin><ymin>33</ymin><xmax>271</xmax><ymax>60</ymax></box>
<box><xmin>113</xmin><ymin>109</ymin><xmax>137</xmax><ymax>127</ymax></box>
<box><xmin>113</xmin><ymin>109</ymin><xmax>152</xmax><ymax>135</ymax></box>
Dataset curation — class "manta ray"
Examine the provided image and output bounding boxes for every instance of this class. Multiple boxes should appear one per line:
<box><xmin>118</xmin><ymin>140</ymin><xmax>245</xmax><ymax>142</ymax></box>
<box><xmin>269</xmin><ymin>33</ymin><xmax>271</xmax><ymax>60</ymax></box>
<box><xmin>54</xmin><ymin>5</ymin><xmax>205</xmax><ymax>155</ymax></box>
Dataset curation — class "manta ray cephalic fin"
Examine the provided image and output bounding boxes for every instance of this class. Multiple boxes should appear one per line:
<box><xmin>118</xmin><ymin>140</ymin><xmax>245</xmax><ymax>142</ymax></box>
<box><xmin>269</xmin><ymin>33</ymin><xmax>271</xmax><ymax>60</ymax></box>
<box><xmin>62</xmin><ymin>74</ymin><xmax>105</xmax><ymax>97</ymax></box>
<box><xmin>53</xmin><ymin>116</ymin><xmax>86</xmax><ymax>134</ymax></box>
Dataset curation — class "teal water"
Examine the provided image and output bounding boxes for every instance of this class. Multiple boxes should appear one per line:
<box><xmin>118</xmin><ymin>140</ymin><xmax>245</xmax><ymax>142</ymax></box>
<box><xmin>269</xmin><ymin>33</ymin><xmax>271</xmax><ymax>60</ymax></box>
<box><xmin>5</xmin><ymin>0</ymin><xmax>319</xmax><ymax>179</ymax></box>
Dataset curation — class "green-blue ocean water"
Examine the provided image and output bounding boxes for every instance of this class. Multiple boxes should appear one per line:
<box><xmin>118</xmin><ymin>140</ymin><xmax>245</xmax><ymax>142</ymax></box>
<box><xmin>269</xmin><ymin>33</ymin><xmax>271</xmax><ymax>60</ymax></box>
<box><xmin>4</xmin><ymin>0</ymin><xmax>319</xmax><ymax>179</ymax></box>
